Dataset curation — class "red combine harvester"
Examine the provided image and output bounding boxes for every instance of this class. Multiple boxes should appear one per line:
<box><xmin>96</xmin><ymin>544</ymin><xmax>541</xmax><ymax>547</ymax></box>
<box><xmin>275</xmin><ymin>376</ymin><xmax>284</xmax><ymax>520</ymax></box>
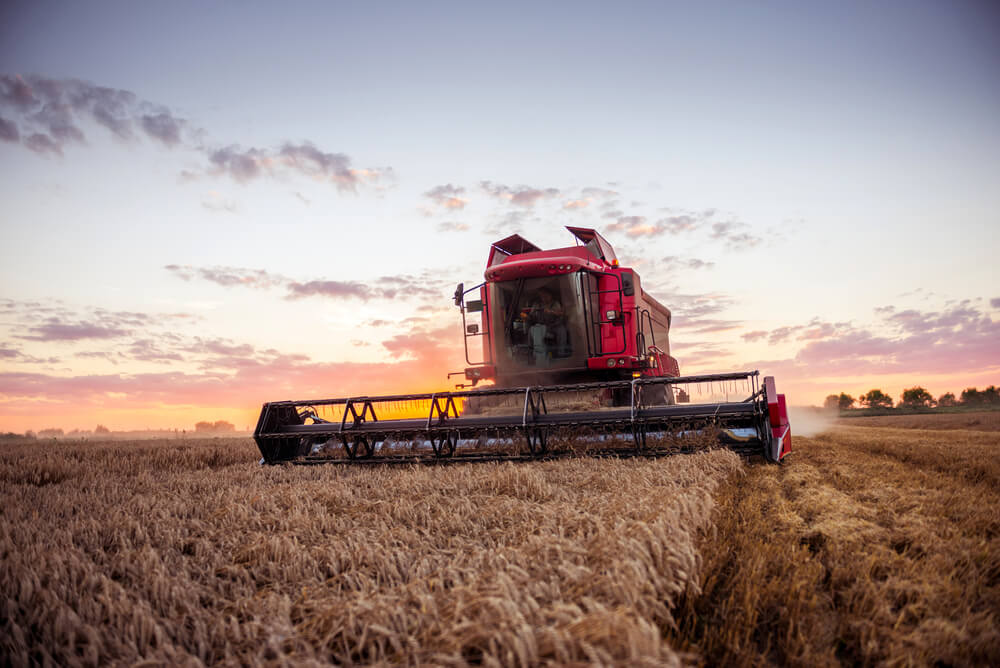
<box><xmin>254</xmin><ymin>227</ymin><xmax>792</xmax><ymax>464</ymax></box>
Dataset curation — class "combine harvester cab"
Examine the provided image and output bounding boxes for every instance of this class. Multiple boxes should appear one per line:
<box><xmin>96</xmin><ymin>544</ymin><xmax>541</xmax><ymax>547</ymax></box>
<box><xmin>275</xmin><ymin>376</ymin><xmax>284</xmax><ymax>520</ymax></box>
<box><xmin>254</xmin><ymin>227</ymin><xmax>791</xmax><ymax>464</ymax></box>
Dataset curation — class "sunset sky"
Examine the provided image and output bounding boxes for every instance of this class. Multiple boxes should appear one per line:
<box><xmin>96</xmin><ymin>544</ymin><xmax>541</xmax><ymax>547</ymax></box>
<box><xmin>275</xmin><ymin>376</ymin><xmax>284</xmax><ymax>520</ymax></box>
<box><xmin>1</xmin><ymin>1</ymin><xmax>998</xmax><ymax>432</ymax></box>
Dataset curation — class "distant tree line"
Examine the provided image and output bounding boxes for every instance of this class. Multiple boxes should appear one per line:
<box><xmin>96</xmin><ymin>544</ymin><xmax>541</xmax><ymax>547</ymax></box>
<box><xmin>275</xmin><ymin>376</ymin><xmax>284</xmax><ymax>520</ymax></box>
<box><xmin>824</xmin><ymin>385</ymin><xmax>1000</xmax><ymax>411</ymax></box>
<box><xmin>12</xmin><ymin>424</ymin><xmax>212</xmax><ymax>439</ymax></box>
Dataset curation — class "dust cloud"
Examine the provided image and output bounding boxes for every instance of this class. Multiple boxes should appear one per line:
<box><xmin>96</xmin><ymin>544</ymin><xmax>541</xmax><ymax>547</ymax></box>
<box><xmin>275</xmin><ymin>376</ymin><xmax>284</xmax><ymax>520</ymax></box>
<box><xmin>787</xmin><ymin>406</ymin><xmax>837</xmax><ymax>437</ymax></box>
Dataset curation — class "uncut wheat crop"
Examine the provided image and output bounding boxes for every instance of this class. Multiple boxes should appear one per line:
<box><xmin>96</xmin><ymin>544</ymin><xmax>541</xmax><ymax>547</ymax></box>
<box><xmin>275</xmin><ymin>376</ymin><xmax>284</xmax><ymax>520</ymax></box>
<box><xmin>0</xmin><ymin>438</ymin><xmax>742</xmax><ymax>666</ymax></box>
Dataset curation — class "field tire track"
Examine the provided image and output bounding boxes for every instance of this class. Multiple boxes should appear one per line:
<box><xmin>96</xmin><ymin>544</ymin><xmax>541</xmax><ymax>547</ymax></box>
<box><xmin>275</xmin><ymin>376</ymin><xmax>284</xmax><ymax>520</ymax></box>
<box><xmin>670</xmin><ymin>427</ymin><xmax>1000</xmax><ymax>666</ymax></box>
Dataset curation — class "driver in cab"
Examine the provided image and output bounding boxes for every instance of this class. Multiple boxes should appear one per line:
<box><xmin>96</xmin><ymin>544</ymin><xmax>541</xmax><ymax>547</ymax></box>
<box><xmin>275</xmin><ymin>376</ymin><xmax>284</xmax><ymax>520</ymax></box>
<box><xmin>523</xmin><ymin>287</ymin><xmax>569</xmax><ymax>364</ymax></box>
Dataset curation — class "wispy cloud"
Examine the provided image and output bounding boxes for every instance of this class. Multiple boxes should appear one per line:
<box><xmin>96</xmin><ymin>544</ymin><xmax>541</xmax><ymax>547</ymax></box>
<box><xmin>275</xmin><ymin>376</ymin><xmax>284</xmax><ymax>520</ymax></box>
<box><xmin>286</xmin><ymin>280</ymin><xmax>378</xmax><ymax>301</ymax></box>
<box><xmin>743</xmin><ymin>303</ymin><xmax>1000</xmax><ymax>377</ymax></box>
<box><xmin>561</xmin><ymin>186</ymin><xmax>620</xmax><ymax>211</ymax></box>
<box><xmin>3</xmin><ymin>302</ymin><xmax>175</xmax><ymax>344</ymax></box>
<box><xmin>0</xmin><ymin>74</ymin><xmax>390</xmax><ymax>192</ymax></box>
<box><xmin>600</xmin><ymin>207</ymin><xmax>763</xmax><ymax>249</ymax></box>
<box><xmin>686</xmin><ymin>319</ymin><xmax>742</xmax><ymax>334</ymax></box>
<box><xmin>480</xmin><ymin>181</ymin><xmax>559</xmax><ymax>207</ymax></box>
<box><xmin>207</xmin><ymin>142</ymin><xmax>389</xmax><ymax>191</ymax></box>
<box><xmin>0</xmin><ymin>74</ymin><xmax>185</xmax><ymax>154</ymax></box>
<box><xmin>605</xmin><ymin>212</ymin><xmax>714</xmax><ymax>238</ymax></box>
<box><xmin>165</xmin><ymin>264</ymin><xmax>448</xmax><ymax>302</ymax></box>
<box><xmin>0</xmin><ymin>116</ymin><xmax>19</xmax><ymax>142</ymax></box>
<box><xmin>437</xmin><ymin>221</ymin><xmax>470</xmax><ymax>232</ymax></box>
<box><xmin>658</xmin><ymin>215</ymin><xmax>701</xmax><ymax>234</ymax></box>
<box><xmin>424</xmin><ymin>184</ymin><xmax>468</xmax><ymax>210</ymax></box>
<box><xmin>710</xmin><ymin>221</ymin><xmax>762</xmax><ymax>250</ymax></box>
<box><xmin>660</xmin><ymin>256</ymin><xmax>715</xmax><ymax>272</ymax></box>
<box><xmin>581</xmin><ymin>186</ymin><xmax>619</xmax><ymax>199</ymax></box>
<box><xmin>669</xmin><ymin>292</ymin><xmax>735</xmax><ymax>319</ymax></box>
<box><xmin>606</xmin><ymin>216</ymin><xmax>656</xmax><ymax>237</ymax></box>
<box><xmin>165</xmin><ymin>265</ymin><xmax>285</xmax><ymax>290</ymax></box>
<box><xmin>0</xmin><ymin>319</ymin><xmax>466</xmax><ymax>425</ymax></box>
<box><xmin>18</xmin><ymin>321</ymin><xmax>131</xmax><ymax>342</ymax></box>
<box><xmin>0</xmin><ymin>343</ymin><xmax>59</xmax><ymax>365</ymax></box>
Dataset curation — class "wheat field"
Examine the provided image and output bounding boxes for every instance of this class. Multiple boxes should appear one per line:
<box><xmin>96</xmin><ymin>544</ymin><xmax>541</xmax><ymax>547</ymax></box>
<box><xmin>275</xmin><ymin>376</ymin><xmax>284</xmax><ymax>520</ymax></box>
<box><xmin>0</xmin><ymin>438</ymin><xmax>740</xmax><ymax>666</ymax></box>
<box><xmin>2</xmin><ymin>419</ymin><xmax>998</xmax><ymax>666</ymax></box>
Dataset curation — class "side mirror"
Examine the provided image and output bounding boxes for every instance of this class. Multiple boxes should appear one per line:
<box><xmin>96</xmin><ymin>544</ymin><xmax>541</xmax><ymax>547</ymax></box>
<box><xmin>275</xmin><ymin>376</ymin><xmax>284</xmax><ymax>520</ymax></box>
<box><xmin>453</xmin><ymin>282</ymin><xmax>464</xmax><ymax>307</ymax></box>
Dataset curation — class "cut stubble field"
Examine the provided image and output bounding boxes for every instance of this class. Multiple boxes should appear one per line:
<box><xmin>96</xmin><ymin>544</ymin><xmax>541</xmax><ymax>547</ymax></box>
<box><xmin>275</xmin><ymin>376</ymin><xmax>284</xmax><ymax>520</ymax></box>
<box><xmin>2</xmin><ymin>416</ymin><xmax>998</xmax><ymax>666</ymax></box>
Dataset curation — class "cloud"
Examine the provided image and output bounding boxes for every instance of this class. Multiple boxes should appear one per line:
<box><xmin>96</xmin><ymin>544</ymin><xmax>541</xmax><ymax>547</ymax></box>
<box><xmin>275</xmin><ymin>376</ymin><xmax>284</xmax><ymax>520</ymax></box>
<box><xmin>206</xmin><ymin>142</ymin><xmax>387</xmax><ymax>191</ymax></box>
<box><xmin>992</xmin><ymin>298</ymin><xmax>1000</xmax><ymax>308</ymax></box>
<box><xmin>886</xmin><ymin>305</ymin><xmax>980</xmax><ymax>335</ymax></box>
<box><xmin>742</xmin><ymin>304</ymin><xmax>1000</xmax><ymax>378</ymax></box>
<box><xmin>0</xmin><ymin>116</ymin><xmax>18</xmax><ymax>141</ymax></box>
<box><xmin>127</xmin><ymin>339</ymin><xmax>184</xmax><ymax>363</ymax></box>
<box><xmin>179</xmin><ymin>337</ymin><xmax>257</xmax><ymax>367</ymax></box>
<box><xmin>480</xmin><ymin>181</ymin><xmax>559</xmax><ymax>207</ymax></box>
<box><xmin>425</xmin><ymin>184</ymin><xmax>468</xmax><ymax>210</ymax></box>
<box><xmin>660</xmin><ymin>256</ymin><xmax>715</xmax><ymax>272</ymax></box>
<box><xmin>581</xmin><ymin>187</ymin><xmax>619</xmax><ymax>199</ymax></box>
<box><xmin>286</xmin><ymin>280</ymin><xmax>375</xmax><ymax>301</ymax></box>
<box><xmin>742</xmin><ymin>330</ymin><xmax>767</xmax><ymax>342</ymax></box>
<box><xmin>606</xmin><ymin>216</ymin><xmax>659</xmax><ymax>237</ymax></box>
<box><xmin>605</xmin><ymin>212</ymin><xmax>716</xmax><ymax>238</ymax></box>
<box><xmin>24</xmin><ymin>132</ymin><xmax>62</xmax><ymax>156</ymax></box>
<box><xmin>18</xmin><ymin>320</ymin><xmax>131</xmax><ymax>342</ymax></box>
<box><xmin>710</xmin><ymin>221</ymin><xmax>762</xmax><ymax>250</ymax></box>
<box><xmin>165</xmin><ymin>264</ymin><xmax>285</xmax><ymax>289</ymax></box>
<box><xmin>562</xmin><ymin>187</ymin><xmax>620</xmax><ymax>211</ymax></box>
<box><xmin>658</xmin><ymin>215</ymin><xmax>701</xmax><ymax>234</ymax></box>
<box><xmin>74</xmin><ymin>351</ymin><xmax>119</xmax><ymax>364</ymax></box>
<box><xmin>0</xmin><ymin>343</ymin><xmax>60</xmax><ymax>364</ymax></box>
<box><xmin>381</xmin><ymin>325</ymin><xmax>454</xmax><ymax>359</ymax></box>
<box><xmin>0</xmin><ymin>74</ymin><xmax>36</xmax><ymax>110</ymax></box>
<box><xmin>0</xmin><ymin>343</ymin><xmax>60</xmax><ymax>365</ymax></box>
<box><xmin>685</xmin><ymin>319</ymin><xmax>742</xmax><ymax>334</ymax></box>
<box><xmin>601</xmin><ymin>208</ymin><xmax>761</xmax><ymax>248</ymax></box>
<box><xmin>669</xmin><ymin>292</ymin><xmax>735</xmax><ymax>319</ymax></box>
<box><xmin>669</xmin><ymin>345</ymin><xmax>734</xmax><ymax>367</ymax></box>
<box><xmin>0</xmin><ymin>319</ymin><xmax>468</xmax><ymax>428</ymax></box>
<box><xmin>797</xmin><ymin>321</ymin><xmax>845</xmax><ymax>340</ymax></box>
<box><xmin>278</xmin><ymin>142</ymin><xmax>369</xmax><ymax>189</ymax></box>
<box><xmin>767</xmin><ymin>325</ymin><xmax>804</xmax><ymax>345</ymax></box>
<box><xmin>0</xmin><ymin>301</ymin><xmax>211</xmax><ymax>374</ymax></box>
<box><xmin>165</xmin><ymin>264</ymin><xmax>448</xmax><ymax>303</ymax></box>
<box><xmin>140</xmin><ymin>112</ymin><xmax>182</xmax><ymax>146</ymax></box>
<box><xmin>207</xmin><ymin>145</ymin><xmax>265</xmax><ymax>181</ymax></box>
<box><xmin>1</xmin><ymin>74</ymin><xmax>388</xmax><ymax>193</ymax></box>
<box><xmin>30</xmin><ymin>101</ymin><xmax>84</xmax><ymax>144</ymax></box>
<box><xmin>437</xmin><ymin>221</ymin><xmax>470</xmax><ymax>232</ymax></box>
<box><xmin>0</xmin><ymin>74</ymin><xmax>186</xmax><ymax>154</ymax></box>
<box><xmin>200</xmin><ymin>193</ymin><xmax>239</xmax><ymax>213</ymax></box>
